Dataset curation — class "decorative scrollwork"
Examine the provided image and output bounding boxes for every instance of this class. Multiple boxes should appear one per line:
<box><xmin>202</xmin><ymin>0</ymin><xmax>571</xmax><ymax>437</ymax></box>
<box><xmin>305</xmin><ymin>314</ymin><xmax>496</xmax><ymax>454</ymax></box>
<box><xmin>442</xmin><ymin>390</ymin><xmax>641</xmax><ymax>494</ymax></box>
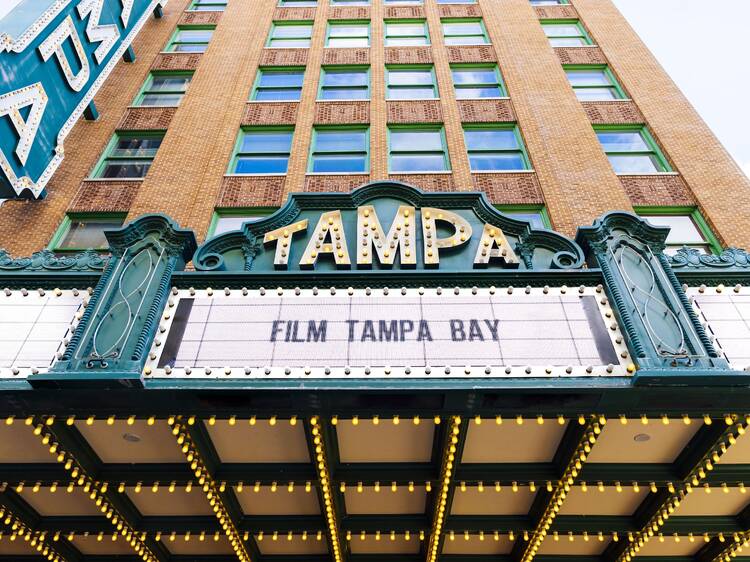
<box><xmin>0</xmin><ymin>248</ymin><xmax>108</xmax><ymax>271</ymax></box>
<box><xmin>670</xmin><ymin>246</ymin><xmax>750</xmax><ymax>269</ymax></box>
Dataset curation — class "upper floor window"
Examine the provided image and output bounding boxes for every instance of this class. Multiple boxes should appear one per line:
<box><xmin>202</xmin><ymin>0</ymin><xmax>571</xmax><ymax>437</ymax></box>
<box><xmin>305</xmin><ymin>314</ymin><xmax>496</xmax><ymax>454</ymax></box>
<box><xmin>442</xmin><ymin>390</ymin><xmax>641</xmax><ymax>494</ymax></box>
<box><xmin>385</xmin><ymin>20</ymin><xmax>430</xmax><ymax>46</ymax></box>
<box><xmin>595</xmin><ymin>127</ymin><xmax>670</xmax><ymax>174</ymax></box>
<box><xmin>437</xmin><ymin>0</ymin><xmax>476</xmax><ymax>4</ymax></box>
<box><xmin>267</xmin><ymin>22</ymin><xmax>314</xmax><ymax>48</ymax></box>
<box><xmin>165</xmin><ymin>26</ymin><xmax>214</xmax><ymax>52</ymax></box>
<box><xmin>279</xmin><ymin>0</ymin><xmax>317</xmax><ymax>5</ymax></box>
<box><xmin>464</xmin><ymin>125</ymin><xmax>530</xmax><ymax>171</ymax></box>
<box><xmin>135</xmin><ymin>73</ymin><xmax>192</xmax><ymax>107</ymax></box>
<box><xmin>497</xmin><ymin>206</ymin><xmax>549</xmax><ymax>230</ymax></box>
<box><xmin>386</xmin><ymin>66</ymin><xmax>438</xmax><ymax>99</ymax></box>
<box><xmin>231</xmin><ymin>128</ymin><xmax>294</xmax><ymax>174</ymax></box>
<box><xmin>385</xmin><ymin>0</ymin><xmax>423</xmax><ymax>4</ymax></box>
<box><xmin>389</xmin><ymin>126</ymin><xmax>450</xmax><ymax>172</ymax></box>
<box><xmin>326</xmin><ymin>21</ymin><xmax>370</xmax><ymax>47</ymax></box>
<box><xmin>92</xmin><ymin>134</ymin><xmax>163</xmax><ymax>179</ymax></box>
<box><xmin>209</xmin><ymin>212</ymin><xmax>269</xmax><ymax>238</ymax></box>
<box><xmin>309</xmin><ymin>127</ymin><xmax>369</xmax><ymax>173</ymax></box>
<box><xmin>564</xmin><ymin>66</ymin><xmax>625</xmax><ymax>101</ymax></box>
<box><xmin>637</xmin><ymin>211</ymin><xmax>717</xmax><ymax>255</ymax></box>
<box><xmin>51</xmin><ymin>215</ymin><xmax>125</xmax><ymax>252</ymax></box>
<box><xmin>331</xmin><ymin>0</ymin><xmax>370</xmax><ymax>4</ymax></box>
<box><xmin>530</xmin><ymin>0</ymin><xmax>569</xmax><ymax>5</ymax></box>
<box><xmin>442</xmin><ymin>19</ymin><xmax>489</xmax><ymax>45</ymax></box>
<box><xmin>251</xmin><ymin>68</ymin><xmax>305</xmax><ymax>101</ymax></box>
<box><xmin>189</xmin><ymin>0</ymin><xmax>227</xmax><ymax>11</ymax></box>
<box><xmin>451</xmin><ymin>65</ymin><xmax>506</xmax><ymax>99</ymax></box>
<box><xmin>319</xmin><ymin>66</ymin><xmax>370</xmax><ymax>100</ymax></box>
<box><xmin>541</xmin><ymin>20</ymin><xmax>592</xmax><ymax>47</ymax></box>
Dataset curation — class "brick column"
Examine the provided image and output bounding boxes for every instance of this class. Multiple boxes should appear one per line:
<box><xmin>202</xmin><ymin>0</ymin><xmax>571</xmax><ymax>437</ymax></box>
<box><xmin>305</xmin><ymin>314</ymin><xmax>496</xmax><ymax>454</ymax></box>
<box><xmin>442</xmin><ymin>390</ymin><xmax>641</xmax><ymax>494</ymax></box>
<box><xmin>0</xmin><ymin>0</ymin><xmax>192</xmax><ymax>255</ymax></box>
<box><xmin>370</xmin><ymin>0</ymin><xmax>388</xmax><ymax>180</ymax></box>
<box><xmin>126</xmin><ymin>0</ymin><xmax>278</xmax><ymax>241</ymax></box>
<box><xmin>574</xmin><ymin>0</ymin><xmax>750</xmax><ymax>248</ymax></box>
<box><xmin>480</xmin><ymin>0</ymin><xmax>631</xmax><ymax>236</ymax></box>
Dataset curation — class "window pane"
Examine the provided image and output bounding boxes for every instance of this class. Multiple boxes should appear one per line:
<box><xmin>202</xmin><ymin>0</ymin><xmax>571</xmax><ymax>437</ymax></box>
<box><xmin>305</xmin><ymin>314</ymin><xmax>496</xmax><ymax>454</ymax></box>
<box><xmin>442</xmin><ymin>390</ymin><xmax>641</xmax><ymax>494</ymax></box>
<box><xmin>173</xmin><ymin>44</ymin><xmax>207</xmax><ymax>52</ymax></box>
<box><xmin>213</xmin><ymin>215</ymin><xmax>263</xmax><ymax>236</ymax></box>
<box><xmin>323</xmin><ymin>70</ymin><xmax>368</xmax><ymax>86</ymax></box>
<box><xmin>59</xmin><ymin>220</ymin><xmax>123</xmax><ymax>249</ymax></box>
<box><xmin>565</xmin><ymin>69</ymin><xmax>609</xmax><ymax>86</ymax></box>
<box><xmin>140</xmin><ymin>93</ymin><xmax>183</xmax><ymax>106</ymax></box>
<box><xmin>320</xmin><ymin>87</ymin><xmax>368</xmax><ymax>99</ymax></box>
<box><xmin>260</xmin><ymin>70</ymin><xmax>304</xmax><ymax>87</ymax></box>
<box><xmin>240</xmin><ymin>131</ymin><xmax>293</xmax><ymax>153</ymax></box>
<box><xmin>548</xmin><ymin>37</ymin><xmax>586</xmax><ymax>47</ymax></box>
<box><xmin>391</xmin><ymin>153</ymin><xmax>446</xmax><ymax>172</ymax></box>
<box><xmin>452</xmin><ymin>69</ymin><xmax>496</xmax><ymax>84</ymax></box>
<box><xmin>469</xmin><ymin>153</ymin><xmax>525</xmax><ymax>171</ymax></box>
<box><xmin>111</xmin><ymin>138</ymin><xmax>162</xmax><ymax>157</ymax></box>
<box><xmin>645</xmin><ymin>216</ymin><xmax>706</xmax><ymax>244</ymax></box>
<box><xmin>455</xmin><ymin>86</ymin><xmax>501</xmax><ymax>99</ymax></box>
<box><xmin>312</xmin><ymin>154</ymin><xmax>367</xmax><ymax>173</ymax></box>
<box><xmin>176</xmin><ymin>29</ymin><xmax>213</xmax><ymax>42</ymax></box>
<box><xmin>607</xmin><ymin>154</ymin><xmax>661</xmax><ymax>174</ymax></box>
<box><xmin>391</xmin><ymin>130</ymin><xmax>442</xmax><ymax>151</ymax></box>
<box><xmin>101</xmin><ymin>161</ymin><xmax>152</xmax><ymax>178</ymax></box>
<box><xmin>387</xmin><ymin>23</ymin><xmax>425</xmax><ymax>35</ymax></box>
<box><xmin>465</xmin><ymin>129</ymin><xmax>519</xmax><ymax>150</ymax></box>
<box><xmin>149</xmin><ymin>76</ymin><xmax>190</xmax><ymax>91</ymax></box>
<box><xmin>543</xmin><ymin>24</ymin><xmax>581</xmax><ymax>37</ymax></box>
<box><xmin>574</xmin><ymin>88</ymin><xmax>617</xmax><ymax>101</ymax></box>
<box><xmin>235</xmin><ymin>156</ymin><xmax>289</xmax><ymax>174</ymax></box>
<box><xmin>329</xmin><ymin>25</ymin><xmax>369</xmax><ymax>37</ymax></box>
<box><xmin>388</xmin><ymin>69</ymin><xmax>433</xmax><ymax>85</ymax></box>
<box><xmin>316</xmin><ymin>130</ymin><xmax>367</xmax><ymax>152</ymax></box>
<box><xmin>388</xmin><ymin>86</ymin><xmax>435</xmax><ymax>99</ymax></box>
<box><xmin>386</xmin><ymin>36</ymin><xmax>428</xmax><ymax>46</ymax></box>
<box><xmin>504</xmin><ymin>212</ymin><xmax>546</xmax><ymax>229</ymax></box>
<box><xmin>256</xmin><ymin>89</ymin><xmax>302</xmax><ymax>101</ymax></box>
<box><xmin>443</xmin><ymin>22</ymin><xmax>483</xmax><ymax>35</ymax></box>
<box><xmin>597</xmin><ymin>131</ymin><xmax>650</xmax><ymax>152</ymax></box>
<box><xmin>273</xmin><ymin>25</ymin><xmax>312</xmax><ymax>38</ymax></box>
<box><xmin>444</xmin><ymin>35</ymin><xmax>485</xmax><ymax>45</ymax></box>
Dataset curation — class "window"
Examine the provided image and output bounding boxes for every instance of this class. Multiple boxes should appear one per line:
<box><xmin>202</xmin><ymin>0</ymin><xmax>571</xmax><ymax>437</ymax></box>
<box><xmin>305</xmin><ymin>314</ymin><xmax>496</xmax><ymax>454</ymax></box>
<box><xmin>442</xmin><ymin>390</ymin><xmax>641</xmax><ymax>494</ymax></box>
<box><xmin>251</xmin><ymin>68</ymin><xmax>305</xmax><ymax>101</ymax></box>
<box><xmin>279</xmin><ymin>0</ymin><xmax>317</xmax><ymax>5</ymax></box>
<box><xmin>637</xmin><ymin>210</ymin><xmax>717</xmax><ymax>255</ymax></box>
<box><xmin>437</xmin><ymin>0</ymin><xmax>475</xmax><ymax>4</ymax></box>
<box><xmin>385</xmin><ymin>0</ymin><xmax>423</xmax><ymax>4</ymax></box>
<box><xmin>442</xmin><ymin>19</ymin><xmax>489</xmax><ymax>45</ymax></box>
<box><xmin>166</xmin><ymin>26</ymin><xmax>214</xmax><ymax>52</ymax></box>
<box><xmin>385</xmin><ymin>20</ymin><xmax>429</xmax><ymax>46</ymax></box>
<box><xmin>464</xmin><ymin>126</ymin><xmax>530</xmax><ymax>171</ymax></box>
<box><xmin>497</xmin><ymin>206</ymin><xmax>549</xmax><ymax>229</ymax></box>
<box><xmin>451</xmin><ymin>65</ymin><xmax>506</xmax><ymax>99</ymax></box>
<box><xmin>541</xmin><ymin>20</ymin><xmax>592</xmax><ymax>47</ymax></box>
<box><xmin>595</xmin><ymin>127</ymin><xmax>670</xmax><ymax>174</ymax></box>
<box><xmin>386</xmin><ymin>66</ymin><xmax>437</xmax><ymax>99</ymax></box>
<box><xmin>309</xmin><ymin>128</ymin><xmax>369</xmax><ymax>173</ymax></box>
<box><xmin>319</xmin><ymin>66</ymin><xmax>369</xmax><ymax>100</ymax></box>
<box><xmin>93</xmin><ymin>134</ymin><xmax>163</xmax><ymax>178</ymax></box>
<box><xmin>530</xmin><ymin>0</ymin><xmax>569</xmax><ymax>5</ymax></box>
<box><xmin>51</xmin><ymin>215</ymin><xmax>125</xmax><ymax>251</ymax></box>
<box><xmin>389</xmin><ymin>127</ymin><xmax>450</xmax><ymax>172</ymax></box>
<box><xmin>267</xmin><ymin>22</ymin><xmax>314</xmax><ymax>48</ymax></box>
<box><xmin>331</xmin><ymin>0</ymin><xmax>369</xmax><ymax>4</ymax></box>
<box><xmin>231</xmin><ymin>128</ymin><xmax>294</xmax><ymax>174</ymax></box>
<box><xmin>189</xmin><ymin>0</ymin><xmax>227</xmax><ymax>11</ymax></box>
<box><xmin>326</xmin><ymin>21</ymin><xmax>370</xmax><ymax>47</ymax></box>
<box><xmin>134</xmin><ymin>73</ymin><xmax>192</xmax><ymax>106</ymax></box>
<box><xmin>209</xmin><ymin>211</ymin><xmax>270</xmax><ymax>238</ymax></box>
<box><xmin>564</xmin><ymin>66</ymin><xmax>625</xmax><ymax>101</ymax></box>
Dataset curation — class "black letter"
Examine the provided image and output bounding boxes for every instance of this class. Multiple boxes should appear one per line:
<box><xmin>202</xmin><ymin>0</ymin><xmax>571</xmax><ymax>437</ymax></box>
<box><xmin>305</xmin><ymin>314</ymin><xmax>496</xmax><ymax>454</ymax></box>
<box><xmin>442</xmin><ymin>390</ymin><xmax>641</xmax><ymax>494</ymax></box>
<box><xmin>307</xmin><ymin>320</ymin><xmax>327</xmax><ymax>342</ymax></box>
<box><xmin>484</xmin><ymin>319</ymin><xmax>500</xmax><ymax>341</ymax></box>
<box><xmin>361</xmin><ymin>320</ymin><xmax>376</xmax><ymax>342</ymax></box>
<box><xmin>379</xmin><ymin>320</ymin><xmax>398</xmax><ymax>342</ymax></box>
<box><xmin>417</xmin><ymin>320</ymin><xmax>433</xmax><ymax>341</ymax></box>
<box><xmin>291</xmin><ymin>320</ymin><xmax>305</xmax><ymax>342</ymax></box>
<box><xmin>399</xmin><ymin>320</ymin><xmax>414</xmax><ymax>341</ymax></box>
<box><xmin>346</xmin><ymin>320</ymin><xmax>359</xmax><ymax>342</ymax></box>
<box><xmin>270</xmin><ymin>320</ymin><xmax>283</xmax><ymax>342</ymax></box>
<box><xmin>450</xmin><ymin>320</ymin><xmax>466</xmax><ymax>342</ymax></box>
<box><xmin>468</xmin><ymin>319</ymin><xmax>484</xmax><ymax>341</ymax></box>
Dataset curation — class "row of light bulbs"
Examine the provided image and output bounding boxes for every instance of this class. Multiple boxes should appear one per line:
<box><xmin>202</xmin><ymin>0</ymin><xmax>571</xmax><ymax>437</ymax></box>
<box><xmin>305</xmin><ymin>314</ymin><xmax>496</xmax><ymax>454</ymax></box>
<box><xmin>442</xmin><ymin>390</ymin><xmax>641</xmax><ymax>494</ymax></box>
<box><xmin>309</xmin><ymin>416</ymin><xmax>343</xmax><ymax>562</ymax></box>
<box><xmin>427</xmin><ymin>416</ymin><xmax>461</xmax><ymax>562</ymax></box>
<box><xmin>0</xmin><ymin>507</ymin><xmax>64</xmax><ymax>562</ymax></box>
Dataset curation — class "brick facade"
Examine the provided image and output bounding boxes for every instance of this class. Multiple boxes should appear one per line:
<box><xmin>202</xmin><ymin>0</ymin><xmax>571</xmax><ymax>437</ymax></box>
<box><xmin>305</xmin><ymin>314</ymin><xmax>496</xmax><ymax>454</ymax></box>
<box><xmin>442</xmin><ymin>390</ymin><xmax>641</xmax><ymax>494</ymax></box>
<box><xmin>1</xmin><ymin>0</ymin><xmax>748</xmax><ymax>252</ymax></box>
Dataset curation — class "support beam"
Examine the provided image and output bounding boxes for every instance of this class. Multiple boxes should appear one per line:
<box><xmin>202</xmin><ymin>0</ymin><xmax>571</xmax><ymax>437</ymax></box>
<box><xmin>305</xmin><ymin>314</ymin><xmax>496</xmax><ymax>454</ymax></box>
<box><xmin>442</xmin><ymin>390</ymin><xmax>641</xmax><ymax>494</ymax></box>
<box><xmin>123</xmin><ymin>45</ymin><xmax>136</xmax><ymax>62</ymax></box>
<box><xmin>152</xmin><ymin>5</ymin><xmax>163</xmax><ymax>18</ymax></box>
<box><xmin>82</xmin><ymin>101</ymin><xmax>98</xmax><ymax>121</ymax></box>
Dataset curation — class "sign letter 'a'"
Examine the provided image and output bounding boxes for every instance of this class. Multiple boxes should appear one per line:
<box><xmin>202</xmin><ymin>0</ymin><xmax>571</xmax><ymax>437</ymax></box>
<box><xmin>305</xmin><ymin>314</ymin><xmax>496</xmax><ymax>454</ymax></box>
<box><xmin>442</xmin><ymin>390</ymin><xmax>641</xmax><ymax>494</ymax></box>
<box><xmin>38</xmin><ymin>16</ymin><xmax>91</xmax><ymax>92</ymax></box>
<box><xmin>77</xmin><ymin>0</ymin><xmax>120</xmax><ymax>64</ymax></box>
<box><xmin>0</xmin><ymin>84</ymin><xmax>48</xmax><ymax>169</ymax></box>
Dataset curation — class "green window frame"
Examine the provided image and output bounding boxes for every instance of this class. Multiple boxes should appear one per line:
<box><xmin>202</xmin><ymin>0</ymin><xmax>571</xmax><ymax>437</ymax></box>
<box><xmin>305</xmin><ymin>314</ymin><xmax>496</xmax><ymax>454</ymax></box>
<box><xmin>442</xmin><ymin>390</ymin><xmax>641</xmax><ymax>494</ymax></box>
<box><xmin>278</xmin><ymin>0</ymin><xmax>317</xmax><ymax>5</ymax></box>
<box><xmin>635</xmin><ymin>207</ymin><xmax>721</xmax><ymax>255</ymax></box>
<box><xmin>463</xmin><ymin>124</ymin><xmax>531</xmax><ymax>172</ymax></box>
<box><xmin>133</xmin><ymin>72</ymin><xmax>192</xmax><ymax>107</ymax></box>
<box><xmin>49</xmin><ymin>214</ymin><xmax>126</xmax><ymax>252</ymax></box>
<box><xmin>189</xmin><ymin>0</ymin><xmax>227</xmax><ymax>11</ymax></box>
<box><xmin>530</xmin><ymin>0</ymin><xmax>569</xmax><ymax>5</ymax></box>
<box><xmin>388</xmin><ymin>126</ymin><xmax>451</xmax><ymax>173</ymax></box>
<box><xmin>267</xmin><ymin>21</ymin><xmax>314</xmax><ymax>48</ymax></box>
<box><xmin>326</xmin><ymin>20</ymin><xmax>370</xmax><ymax>48</ymax></box>
<box><xmin>386</xmin><ymin>65</ymin><xmax>438</xmax><ymax>99</ymax></box>
<box><xmin>165</xmin><ymin>26</ymin><xmax>214</xmax><ymax>52</ymax></box>
<box><xmin>594</xmin><ymin>125</ymin><xmax>671</xmax><ymax>174</ymax></box>
<box><xmin>541</xmin><ymin>20</ymin><xmax>593</xmax><ymax>47</ymax></box>
<box><xmin>91</xmin><ymin>132</ymin><xmax>164</xmax><ymax>179</ymax></box>
<box><xmin>308</xmin><ymin>126</ymin><xmax>370</xmax><ymax>173</ymax></box>
<box><xmin>318</xmin><ymin>66</ymin><xmax>370</xmax><ymax>100</ymax></box>
<box><xmin>495</xmin><ymin>205</ymin><xmax>550</xmax><ymax>229</ymax></box>
<box><xmin>563</xmin><ymin>65</ymin><xmax>626</xmax><ymax>101</ymax></box>
<box><xmin>384</xmin><ymin>19</ymin><xmax>430</xmax><ymax>46</ymax></box>
<box><xmin>229</xmin><ymin>127</ymin><xmax>294</xmax><ymax>175</ymax></box>
<box><xmin>441</xmin><ymin>18</ymin><xmax>489</xmax><ymax>45</ymax></box>
<box><xmin>451</xmin><ymin>64</ymin><xmax>506</xmax><ymax>99</ymax></box>
<box><xmin>208</xmin><ymin>208</ymin><xmax>277</xmax><ymax>238</ymax></box>
<box><xmin>251</xmin><ymin>67</ymin><xmax>305</xmax><ymax>101</ymax></box>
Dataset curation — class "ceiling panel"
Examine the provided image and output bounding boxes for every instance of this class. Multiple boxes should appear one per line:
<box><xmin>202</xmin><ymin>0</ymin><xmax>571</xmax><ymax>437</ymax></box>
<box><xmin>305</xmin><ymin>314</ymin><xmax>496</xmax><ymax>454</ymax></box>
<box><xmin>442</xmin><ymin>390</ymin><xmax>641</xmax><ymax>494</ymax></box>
<box><xmin>76</xmin><ymin>420</ymin><xmax>185</xmax><ymax>463</ymax></box>
<box><xmin>0</xmin><ymin>424</ymin><xmax>55</xmax><ymax>462</ymax></box>
<box><xmin>536</xmin><ymin>536</ymin><xmax>610</xmax><ymax>555</ymax></box>
<box><xmin>442</xmin><ymin>534</ymin><xmax>514</xmax><ymax>554</ymax></box>
<box><xmin>451</xmin><ymin>486</ymin><xmax>536</xmax><ymax>515</ymax></box>
<box><xmin>348</xmin><ymin>534</ymin><xmax>421</xmax><ymax>554</ymax></box>
<box><xmin>206</xmin><ymin>419</ymin><xmax>310</xmax><ymax>463</ymax></box>
<box><xmin>635</xmin><ymin>536</ymin><xmax>704</xmax><ymax>556</ymax></box>
<box><xmin>256</xmin><ymin>534</ymin><xmax>329</xmax><ymax>555</ymax></box>
<box><xmin>587</xmin><ymin>419</ymin><xmax>702</xmax><ymax>463</ymax></box>
<box><xmin>19</xmin><ymin>486</ymin><xmax>101</xmax><ymax>516</ymax></box>
<box><xmin>70</xmin><ymin>535</ymin><xmax>135</xmax><ymax>555</ymax></box>
<box><xmin>462</xmin><ymin>420</ymin><xmax>567</xmax><ymax>463</ymax></box>
<box><xmin>560</xmin><ymin>486</ymin><xmax>649</xmax><ymax>516</ymax></box>
<box><xmin>344</xmin><ymin>485</ymin><xmax>427</xmax><ymax>514</ymax></box>
<box><xmin>336</xmin><ymin>419</ymin><xmax>435</xmax><ymax>462</ymax></box>
<box><xmin>235</xmin><ymin>485</ymin><xmax>320</xmax><ymax>515</ymax></box>
<box><xmin>126</xmin><ymin>487</ymin><xmax>213</xmax><ymax>516</ymax></box>
<box><xmin>160</xmin><ymin>535</ymin><xmax>235</xmax><ymax>555</ymax></box>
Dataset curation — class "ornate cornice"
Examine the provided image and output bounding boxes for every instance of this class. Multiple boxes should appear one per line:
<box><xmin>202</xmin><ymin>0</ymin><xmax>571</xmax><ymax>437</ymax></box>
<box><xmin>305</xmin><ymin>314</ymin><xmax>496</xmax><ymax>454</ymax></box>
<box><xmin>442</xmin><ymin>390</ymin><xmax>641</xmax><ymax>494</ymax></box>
<box><xmin>0</xmin><ymin>248</ymin><xmax>107</xmax><ymax>272</ymax></box>
<box><xmin>670</xmin><ymin>247</ymin><xmax>750</xmax><ymax>269</ymax></box>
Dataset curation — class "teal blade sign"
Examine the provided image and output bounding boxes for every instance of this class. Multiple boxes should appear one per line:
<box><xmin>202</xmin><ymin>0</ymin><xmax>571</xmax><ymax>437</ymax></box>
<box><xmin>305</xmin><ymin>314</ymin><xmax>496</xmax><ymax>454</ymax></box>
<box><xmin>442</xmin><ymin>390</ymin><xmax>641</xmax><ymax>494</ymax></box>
<box><xmin>0</xmin><ymin>0</ymin><xmax>164</xmax><ymax>199</ymax></box>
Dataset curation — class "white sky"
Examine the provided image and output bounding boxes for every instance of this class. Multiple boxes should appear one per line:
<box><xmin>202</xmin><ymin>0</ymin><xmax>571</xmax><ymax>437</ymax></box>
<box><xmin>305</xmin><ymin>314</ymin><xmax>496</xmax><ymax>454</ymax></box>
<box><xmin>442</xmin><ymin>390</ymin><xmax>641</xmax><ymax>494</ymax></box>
<box><xmin>611</xmin><ymin>0</ymin><xmax>750</xmax><ymax>178</ymax></box>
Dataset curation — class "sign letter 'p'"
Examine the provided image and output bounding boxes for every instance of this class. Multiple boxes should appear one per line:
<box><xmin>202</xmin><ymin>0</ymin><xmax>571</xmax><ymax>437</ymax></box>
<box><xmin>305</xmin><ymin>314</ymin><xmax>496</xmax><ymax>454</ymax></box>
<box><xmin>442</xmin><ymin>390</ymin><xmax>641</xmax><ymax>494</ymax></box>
<box><xmin>421</xmin><ymin>208</ymin><xmax>473</xmax><ymax>267</ymax></box>
<box><xmin>39</xmin><ymin>16</ymin><xmax>91</xmax><ymax>92</ymax></box>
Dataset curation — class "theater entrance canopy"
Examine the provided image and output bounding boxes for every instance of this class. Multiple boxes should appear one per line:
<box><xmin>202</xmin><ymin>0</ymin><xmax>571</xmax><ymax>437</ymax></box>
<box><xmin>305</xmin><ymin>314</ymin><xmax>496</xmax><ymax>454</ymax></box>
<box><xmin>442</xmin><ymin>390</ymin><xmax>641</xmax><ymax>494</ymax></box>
<box><xmin>2</xmin><ymin>182</ymin><xmax>750</xmax><ymax>562</ymax></box>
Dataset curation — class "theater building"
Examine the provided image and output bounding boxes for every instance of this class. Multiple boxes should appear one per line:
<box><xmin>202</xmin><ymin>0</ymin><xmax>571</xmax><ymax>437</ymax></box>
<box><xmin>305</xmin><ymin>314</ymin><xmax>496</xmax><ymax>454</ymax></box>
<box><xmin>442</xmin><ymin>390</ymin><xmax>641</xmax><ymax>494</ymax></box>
<box><xmin>3</xmin><ymin>1</ymin><xmax>750</xmax><ymax>562</ymax></box>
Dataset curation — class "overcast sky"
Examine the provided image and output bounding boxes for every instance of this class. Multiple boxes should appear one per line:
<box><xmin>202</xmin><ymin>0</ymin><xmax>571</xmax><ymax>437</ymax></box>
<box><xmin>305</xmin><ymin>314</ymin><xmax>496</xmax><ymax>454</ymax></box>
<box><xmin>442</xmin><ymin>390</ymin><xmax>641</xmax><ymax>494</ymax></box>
<box><xmin>611</xmin><ymin>0</ymin><xmax>750</xmax><ymax>178</ymax></box>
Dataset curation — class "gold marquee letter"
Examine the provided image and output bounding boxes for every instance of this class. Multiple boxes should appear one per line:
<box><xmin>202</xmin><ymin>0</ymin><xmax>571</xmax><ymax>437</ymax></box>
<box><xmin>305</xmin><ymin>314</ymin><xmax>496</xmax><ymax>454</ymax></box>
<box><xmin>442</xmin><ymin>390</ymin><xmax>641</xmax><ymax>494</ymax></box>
<box><xmin>300</xmin><ymin>211</ymin><xmax>351</xmax><ymax>269</ymax></box>
<box><xmin>421</xmin><ymin>207</ymin><xmax>472</xmax><ymax>267</ymax></box>
<box><xmin>356</xmin><ymin>205</ymin><xmax>416</xmax><ymax>268</ymax></box>
<box><xmin>473</xmin><ymin>224</ymin><xmax>519</xmax><ymax>268</ymax></box>
<box><xmin>263</xmin><ymin>219</ymin><xmax>308</xmax><ymax>269</ymax></box>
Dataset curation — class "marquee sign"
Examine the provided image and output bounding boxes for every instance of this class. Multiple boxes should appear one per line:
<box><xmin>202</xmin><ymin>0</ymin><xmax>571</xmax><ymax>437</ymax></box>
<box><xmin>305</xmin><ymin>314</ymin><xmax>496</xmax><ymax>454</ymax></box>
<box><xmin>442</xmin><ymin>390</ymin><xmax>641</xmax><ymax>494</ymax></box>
<box><xmin>0</xmin><ymin>0</ymin><xmax>165</xmax><ymax>199</ymax></box>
